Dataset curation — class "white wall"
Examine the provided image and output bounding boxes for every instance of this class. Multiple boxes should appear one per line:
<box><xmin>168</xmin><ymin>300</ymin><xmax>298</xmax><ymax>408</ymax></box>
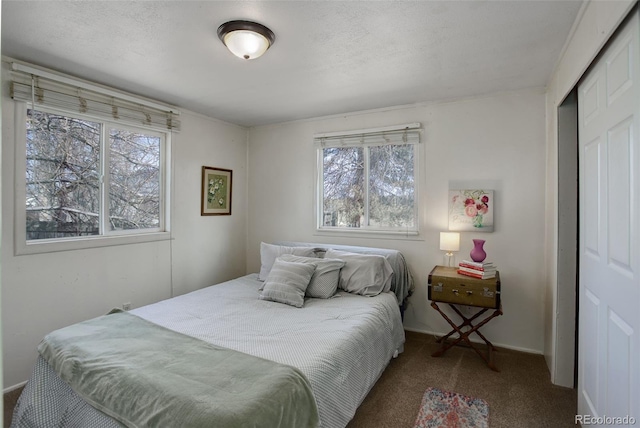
<box><xmin>169</xmin><ymin>111</ymin><xmax>248</xmax><ymax>297</ymax></box>
<box><xmin>543</xmin><ymin>0</ymin><xmax>636</xmax><ymax>386</ymax></box>
<box><xmin>1</xmin><ymin>63</ymin><xmax>248</xmax><ymax>389</ymax></box>
<box><xmin>247</xmin><ymin>88</ymin><xmax>547</xmax><ymax>353</ymax></box>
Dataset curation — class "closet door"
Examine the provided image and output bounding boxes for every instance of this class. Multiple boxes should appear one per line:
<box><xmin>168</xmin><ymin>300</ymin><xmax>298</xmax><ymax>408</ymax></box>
<box><xmin>577</xmin><ymin>8</ymin><xmax>639</xmax><ymax>422</ymax></box>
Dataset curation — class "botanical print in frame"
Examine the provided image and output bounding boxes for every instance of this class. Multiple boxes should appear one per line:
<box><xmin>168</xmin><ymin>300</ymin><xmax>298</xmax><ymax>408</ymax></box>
<box><xmin>201</xmin><ymin>166</ymin><xmax>232</xmax><ymax>216</ymax></box>
<box><xmin>448</xmin><ymin>189</ymin><xmax>494</xmax><ymax>232</ymax></box>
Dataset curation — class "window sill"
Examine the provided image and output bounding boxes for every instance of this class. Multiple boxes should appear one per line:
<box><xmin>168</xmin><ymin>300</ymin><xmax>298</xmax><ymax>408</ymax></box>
<box><xmin>16</xmin><ymin>231</ymin><xmax>172</xmax><ymax>256</ymax></box>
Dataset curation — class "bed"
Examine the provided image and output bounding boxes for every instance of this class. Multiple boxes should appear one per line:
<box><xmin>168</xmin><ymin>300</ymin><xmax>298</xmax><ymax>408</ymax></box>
<box><xmin>11</xmin><ymin>242</ymin><xmax>414</xmax><ymax>428</ymax></box>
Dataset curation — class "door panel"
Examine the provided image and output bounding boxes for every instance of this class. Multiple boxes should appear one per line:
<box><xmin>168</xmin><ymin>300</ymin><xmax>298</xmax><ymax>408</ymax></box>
<box><xmin>607</xmin><ymin>311</ymin><xmax>632</xmax><ymax>417</ymax></box>
<box><xmin>607</xmin><ymin>118</ymin><xmax>632</xmax><ymax>270</ymax></box>
<box><xmin>582</xmin><ymin>76</ymin><xmax>600</xmax><ymax>125</ymax></box>
<box><xmin>606</xmin><ymin>33</ymin><xmax>633</xmax><ymax>105</ymax></box>
<box><xmin>583</xmin><ymin>137</ymin><xmax>601</xmax><ymax>257</ymax></box>
<box><xmin>582</xmin><ymin>289</ymin><xmax>600</xmax><ymax>411</ymax></box>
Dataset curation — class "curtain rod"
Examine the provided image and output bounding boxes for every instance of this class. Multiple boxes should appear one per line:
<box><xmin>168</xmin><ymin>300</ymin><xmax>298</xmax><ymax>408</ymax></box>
<box><xmin>313</xmin><ymin>122</ymin><xmax>420</xmax><ymax>139</ymax></box>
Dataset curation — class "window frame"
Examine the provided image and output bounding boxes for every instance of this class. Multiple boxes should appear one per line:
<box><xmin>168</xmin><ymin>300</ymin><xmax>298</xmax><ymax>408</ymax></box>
<box><xmin>15</xmin><ymin>102</ymin><xmax>172</xmax><ymax>255</ymax></box>
<box><xmin>315</xmin><ymin>128</ymin><xmax>421</xmax><ymax>237</ymax></box>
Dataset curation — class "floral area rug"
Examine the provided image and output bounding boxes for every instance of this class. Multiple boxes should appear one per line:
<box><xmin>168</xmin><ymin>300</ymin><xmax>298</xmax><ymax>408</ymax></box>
<box><xmin>413</xmin><ymin>387</ymin><xmax>489</xmax><ymax>428</ymax></box>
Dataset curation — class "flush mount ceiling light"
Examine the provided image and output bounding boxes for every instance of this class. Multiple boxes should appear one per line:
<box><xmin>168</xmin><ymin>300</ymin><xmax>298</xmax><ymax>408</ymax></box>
<box><xmin>217</xmin><ymin>20</ymin><xmax>275</xmax><ymax>60</ymax></box>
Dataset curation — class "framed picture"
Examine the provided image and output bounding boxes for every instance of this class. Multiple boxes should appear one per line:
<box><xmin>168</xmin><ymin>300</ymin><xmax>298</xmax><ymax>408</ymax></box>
<box><xmin>201</xmin><ymin>166</ymin><xmax>232</xmax><ymax>216</ymax></box>
<box><xmin>448</xmin><ymin>189</ymin><xmax>494</xmax><ymax>232</ymax></box>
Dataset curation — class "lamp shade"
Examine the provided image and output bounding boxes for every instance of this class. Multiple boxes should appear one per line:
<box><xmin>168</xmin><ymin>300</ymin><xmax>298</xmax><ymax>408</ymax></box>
<box><xmin>439</xmin><ymin>232</ymin><xmax>460</xmax><ymax>252</ymax></box>
<box><xmin>218</xmin><ymin>20</ymin><xmax>275</xmax><ymax>60</ymax></box>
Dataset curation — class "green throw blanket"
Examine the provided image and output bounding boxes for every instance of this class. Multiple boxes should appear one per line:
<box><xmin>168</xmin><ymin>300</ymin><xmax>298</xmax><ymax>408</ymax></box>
<box><xmin>37</xmin><ymin>309</ymin><xmax>319</xmax><ymax>428</ymax></box>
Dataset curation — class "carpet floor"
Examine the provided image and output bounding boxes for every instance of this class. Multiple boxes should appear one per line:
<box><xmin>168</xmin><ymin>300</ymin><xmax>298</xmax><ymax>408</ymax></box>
<box><xmin>347</xmin><ymin>331</ymin><xmax>577</xmax><ymax>428</ymax></box>
<box><xmin>4</xmin><ymin>331</ymin><xmax>577</xmax><ymax>428</ymax></box>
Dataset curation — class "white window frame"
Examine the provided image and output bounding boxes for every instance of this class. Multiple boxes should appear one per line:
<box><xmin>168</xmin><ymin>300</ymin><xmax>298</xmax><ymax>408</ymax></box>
<box><xmin>315</xmin><ymin>123</ymin><xmax>421</xmax><ymax>237</ymax></box>
<box><xmin>14</xmin><ymin>103</ymin><xmax>172</xmax><ymax>255</ymax></box>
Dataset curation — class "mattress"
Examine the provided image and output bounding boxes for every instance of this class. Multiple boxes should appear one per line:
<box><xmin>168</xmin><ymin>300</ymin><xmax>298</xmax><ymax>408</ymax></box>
<box><xmin>12</xmin><ymin>274</ymin><xmax>405</xmax><ymax>428</ymax></box>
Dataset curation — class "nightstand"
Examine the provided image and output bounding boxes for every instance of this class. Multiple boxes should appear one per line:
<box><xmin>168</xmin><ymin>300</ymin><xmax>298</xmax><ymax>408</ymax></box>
<box><xmin>428</xmin><ymin>265</ymin><xmax>503</xmax><ymax>371</ymax></box>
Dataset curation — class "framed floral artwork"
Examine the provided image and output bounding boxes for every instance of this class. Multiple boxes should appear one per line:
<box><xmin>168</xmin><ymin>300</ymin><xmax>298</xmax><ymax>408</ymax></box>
<box><xmin>201</xmin><ymin>166</ymin><xmax>232</xmax><ymax>216</ymax></box>
<box><xmin>448</xmin><ymin>189</ymin><xmax>494</xmax><ymax>232</ymax></box>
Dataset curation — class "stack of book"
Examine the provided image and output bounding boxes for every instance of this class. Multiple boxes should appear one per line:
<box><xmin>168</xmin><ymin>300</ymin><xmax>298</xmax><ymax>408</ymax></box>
<box><xmin>457</xmin><ymin>260</ymin><xmax>497</xmax><ymax>279</ymax></box>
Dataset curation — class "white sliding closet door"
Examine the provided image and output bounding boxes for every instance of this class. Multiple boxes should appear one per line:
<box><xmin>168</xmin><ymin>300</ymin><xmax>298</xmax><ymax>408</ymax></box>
<box><xmin>577</xmin><ymin>8</ymin><xmax>639</xmax><ymax>423</ymax></box>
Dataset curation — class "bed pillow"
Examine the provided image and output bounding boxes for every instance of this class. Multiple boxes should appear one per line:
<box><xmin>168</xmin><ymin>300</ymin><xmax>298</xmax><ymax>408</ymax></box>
<box><xmin>259</xmin><ymin>259</ymin><xmax>316</xmax><ymax>307</ymax></box>
<box><xmin>278</xmin><ymin>254</ymin><xmax>346</xmax><ymax>298</ymax></box>
<box><xmin>324</xmin><ymin>249</ymin><xmax>394</xmax><ymax>297</ymax></box>
<box><xmin>258</xmin><ymin>242</ymin><xmax>318</xmax><ymax>281</ymax></box>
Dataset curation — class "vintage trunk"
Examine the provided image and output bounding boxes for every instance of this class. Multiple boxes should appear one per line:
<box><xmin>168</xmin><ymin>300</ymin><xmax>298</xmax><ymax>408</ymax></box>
<box><xmin>428</xmin><ymin>266</ymin><xmax>500</xmax><ymax>308</ymax></box>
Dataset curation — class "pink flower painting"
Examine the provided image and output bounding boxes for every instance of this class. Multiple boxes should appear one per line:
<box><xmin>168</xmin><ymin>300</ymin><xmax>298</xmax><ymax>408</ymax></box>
<box><xmin>448</xmin><ymin>189</ymin><xmax>494</xmax><ymax>232</ymax></box>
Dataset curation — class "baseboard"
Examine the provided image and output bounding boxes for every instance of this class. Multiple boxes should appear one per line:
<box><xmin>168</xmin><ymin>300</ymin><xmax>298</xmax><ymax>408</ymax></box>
<box><xmin>3</xmin><ymin>380</ymin><xmax>27</xmax><ymax>394</ymax></box>
<box><xmin>403</xmin><ymin>326</ymin><xmax>543</xmax><ymax>355</ymax></box>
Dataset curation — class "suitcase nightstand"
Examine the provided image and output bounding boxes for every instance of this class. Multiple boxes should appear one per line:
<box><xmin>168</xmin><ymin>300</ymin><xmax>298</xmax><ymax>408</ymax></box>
<box><xmin>428</xmin><ymin>265</ymin><xmax>503</xmax><ymax>371</ymax></box>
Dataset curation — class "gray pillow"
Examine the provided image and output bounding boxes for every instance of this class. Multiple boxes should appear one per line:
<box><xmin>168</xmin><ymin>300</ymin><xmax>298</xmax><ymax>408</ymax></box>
<box><xmin>324</xmin><ymin>249</ymin><xmax>394</xmax><ymax>297</ymax></box>
<box><xmin>278</xmin><ymin>254</ymin><xmax>346</xmax><ymax>298</ymax></box>
<box><xmin>258</xmin><ymin>242</ymin><xmax>318</xmax><ymax>281</ymax></box>
<box><xmin>259</xmin><ymin>259</ymin><xmax>316</xmax><ymax>307</ymax></box>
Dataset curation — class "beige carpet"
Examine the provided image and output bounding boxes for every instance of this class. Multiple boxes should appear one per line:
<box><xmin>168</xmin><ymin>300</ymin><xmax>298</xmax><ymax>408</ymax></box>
<box><xmin>4</xmin><ymin>331</ymin><xmax>577</xmax><ymax>428</ymax></box>
<box><xmin>4</xmin><ymin>386</ymin><xmax>22</xmax><ymax>428</ymax></box>
<box><xmin>347</xmin><ymin>331</ymin><xmax>577</xmax><ymax>428</ymax></box>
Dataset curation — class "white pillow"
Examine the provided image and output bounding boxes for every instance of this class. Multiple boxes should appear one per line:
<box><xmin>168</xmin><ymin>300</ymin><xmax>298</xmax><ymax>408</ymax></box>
<box><xmin>258</xmin><ymin>242</ymin><xmax>318</xmax><ymax>281</ymax></box>
<box><xmin>324</xmin><ymin>249</ymin><xmax>393</xmax><ymax>297</ymax></box>
<box><xmin>259</xmin><ymin>259</ymin><xmax>316</xmax><ymax>308</ymax></box>
<box><xmin>278</xmin><ymin>254</ymin><xmax>346</xmax><ymax>298</ymax></box>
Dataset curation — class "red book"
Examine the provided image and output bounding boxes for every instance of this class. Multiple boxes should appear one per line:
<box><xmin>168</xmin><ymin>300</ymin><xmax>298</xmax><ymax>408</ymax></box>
<box><xmin>457</xmin><ymin>269</ymin><xmax>495</xmax><ymax>280</ymax></box>
<box><xmin>458</xmin><ymin>266</ymin><xmax>497</xmax><ymax>275</ymax></box>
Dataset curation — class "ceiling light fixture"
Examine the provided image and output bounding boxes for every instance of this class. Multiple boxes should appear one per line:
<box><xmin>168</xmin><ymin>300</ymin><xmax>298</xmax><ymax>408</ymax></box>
<box><xmin>217</xmin><ymin>20</ymin><xmax>275</xmax><ymax>60</ymax></box>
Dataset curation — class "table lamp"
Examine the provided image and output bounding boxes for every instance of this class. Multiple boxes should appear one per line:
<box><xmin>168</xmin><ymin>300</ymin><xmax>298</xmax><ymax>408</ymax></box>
<box><xmin>439</xmin><ymin>232</ymin><xmax>460</xmax><ymax>267</ymax></box>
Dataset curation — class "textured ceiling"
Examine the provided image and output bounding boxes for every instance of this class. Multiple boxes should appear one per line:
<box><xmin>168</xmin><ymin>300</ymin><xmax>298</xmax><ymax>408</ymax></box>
<box><xmin>2</xmin><ymin>1</ymin><xmax>583</xmax><ymax>127</ymax></box>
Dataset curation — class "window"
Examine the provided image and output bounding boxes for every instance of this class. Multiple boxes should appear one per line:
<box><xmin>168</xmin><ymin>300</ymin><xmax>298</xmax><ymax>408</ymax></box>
<box><xmin>25</xmin><ymin>108</ymin><xmax>166</xmax><ymax>242</ymax></box>
<box><xmin>316</xmin><ymin>124</ymin><xmax>420</xmax><ymax>234</ymax></box>
<box><xmin>10</xmin><ymin>61</ymin><xmax>178</xmax><ymax>253</ymax></box>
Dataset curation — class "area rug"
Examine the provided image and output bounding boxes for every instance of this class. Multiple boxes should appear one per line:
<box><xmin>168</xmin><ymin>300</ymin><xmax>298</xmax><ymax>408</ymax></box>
<box><xmin>413</xmin><ymin>387</ymin><xmax>489</xmax><ymax>428</ymax></box>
